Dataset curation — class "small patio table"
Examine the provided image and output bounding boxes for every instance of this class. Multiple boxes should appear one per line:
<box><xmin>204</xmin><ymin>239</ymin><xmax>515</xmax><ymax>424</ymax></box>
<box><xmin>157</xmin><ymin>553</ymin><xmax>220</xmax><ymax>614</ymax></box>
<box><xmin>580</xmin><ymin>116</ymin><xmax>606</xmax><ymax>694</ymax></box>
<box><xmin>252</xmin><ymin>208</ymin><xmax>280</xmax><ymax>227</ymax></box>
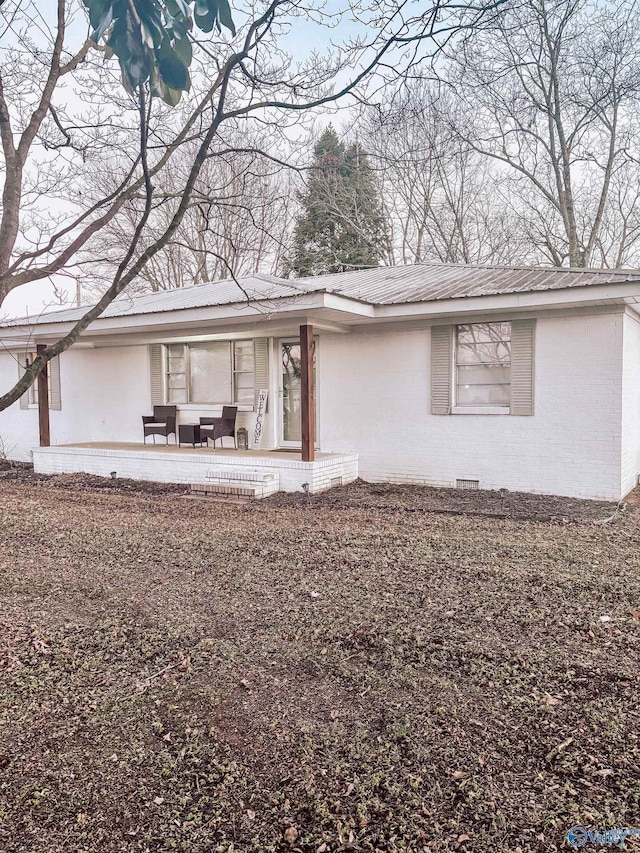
<box><xmin>178</xmin><ymin>424</ymin><xmax>203</xmax><ymax>448</ymax></box>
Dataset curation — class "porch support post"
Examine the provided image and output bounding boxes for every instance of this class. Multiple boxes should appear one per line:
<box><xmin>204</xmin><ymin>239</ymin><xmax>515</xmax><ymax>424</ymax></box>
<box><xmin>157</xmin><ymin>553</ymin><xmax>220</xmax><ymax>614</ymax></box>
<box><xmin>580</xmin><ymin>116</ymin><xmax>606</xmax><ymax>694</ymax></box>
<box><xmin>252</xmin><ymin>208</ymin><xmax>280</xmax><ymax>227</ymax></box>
<box><xmin>300</xmin><ymin>323</ymin><xmax>314</xmax><ymax>462</ymax></box>
<box><xmin>36</xmin><ymin>343</ymin><xmax>50</xmax><ymax>447</ymax></box>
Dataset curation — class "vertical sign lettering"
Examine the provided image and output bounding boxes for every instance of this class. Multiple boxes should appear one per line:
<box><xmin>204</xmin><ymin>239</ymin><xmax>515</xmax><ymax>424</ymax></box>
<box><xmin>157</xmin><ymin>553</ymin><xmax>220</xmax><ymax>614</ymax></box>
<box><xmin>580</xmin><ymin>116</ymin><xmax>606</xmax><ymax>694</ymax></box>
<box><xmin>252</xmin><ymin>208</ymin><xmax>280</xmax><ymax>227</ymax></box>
<box><xmin>252</xmin><ymin>389</ymin><xmax>268</xmax><ymax>449</ymax></box>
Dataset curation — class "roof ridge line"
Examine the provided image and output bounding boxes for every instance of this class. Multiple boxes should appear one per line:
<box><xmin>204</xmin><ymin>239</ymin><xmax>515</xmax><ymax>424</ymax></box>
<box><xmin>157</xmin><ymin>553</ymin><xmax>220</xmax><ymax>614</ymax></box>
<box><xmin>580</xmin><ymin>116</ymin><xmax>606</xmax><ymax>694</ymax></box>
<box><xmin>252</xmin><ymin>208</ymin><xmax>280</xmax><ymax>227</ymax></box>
<box><xmin>299</xmin><ymin>261</ymin><xmax>640</xmax><ymax>277</ymax></box>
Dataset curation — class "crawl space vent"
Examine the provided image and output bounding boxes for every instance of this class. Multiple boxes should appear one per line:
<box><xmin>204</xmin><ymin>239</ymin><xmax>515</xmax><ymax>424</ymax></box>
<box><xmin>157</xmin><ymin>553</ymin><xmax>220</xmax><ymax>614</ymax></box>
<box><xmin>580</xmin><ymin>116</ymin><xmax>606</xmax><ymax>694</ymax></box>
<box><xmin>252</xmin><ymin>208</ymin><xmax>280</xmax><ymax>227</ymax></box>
<box><xmin>330</xmin><ymin>476</ymin><xmax>343</xmax><ymax>488</ymax></box>
<box><xmin>456</xmin><ymin>478</ymin><xmax>479</xmax><ymax>490</ymax></box>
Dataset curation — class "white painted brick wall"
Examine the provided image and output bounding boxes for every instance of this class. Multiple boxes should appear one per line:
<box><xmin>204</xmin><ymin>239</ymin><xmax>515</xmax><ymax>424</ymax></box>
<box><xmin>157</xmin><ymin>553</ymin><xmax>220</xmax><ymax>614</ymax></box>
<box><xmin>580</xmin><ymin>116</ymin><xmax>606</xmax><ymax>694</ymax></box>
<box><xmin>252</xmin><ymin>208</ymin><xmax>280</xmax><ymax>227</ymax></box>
<box><xmin>621</xmin><ymin>312</ymin><xmax>640</xmax><ymax>497</ymax></box>
<box><xmin>0</xmin><ymin>345</ymin><xmax>151</xmax><ymax>461</ymax></box>
<box><xmin>32</xmin><ymin>445</ymin><xmax>358</xmax><ymax>494</ymax></box>
<box><xmin>318</xmin><ymin>313</ymin><xmax>625</xmax><ymax>501</ymax></box>
<box><xmin>0</xmin><ymin>351</ymin><xmax>39</xmax><ymax>461</ymax></box>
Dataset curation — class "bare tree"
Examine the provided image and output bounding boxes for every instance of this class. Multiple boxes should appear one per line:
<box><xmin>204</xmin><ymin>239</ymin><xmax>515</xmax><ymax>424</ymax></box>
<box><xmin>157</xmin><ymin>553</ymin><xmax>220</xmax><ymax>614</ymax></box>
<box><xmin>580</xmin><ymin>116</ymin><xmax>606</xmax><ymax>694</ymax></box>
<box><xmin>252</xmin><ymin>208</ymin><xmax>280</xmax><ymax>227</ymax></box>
<box><xmin>586</xmin><ymin>163</ymin><xmax>640</xmax><ymax>268</ymax></box>
<box><xmin>360</xmin><ymin>82</ymin><xmax>528</xmax><ymax>265</ymax></box>
<box><xmin>446</xmin><ymin>0</ymin><xmax>640</xmax><ymax>268</ymax></box>
<box><xmin>0</xmin><ymin>0</ymin><xmax>505</xmax><ymax>411</ymax></box>
<box><xmin>93</xmin><ymin>129</ymin><xmax>297</xmax><ymax>293</ymax></box>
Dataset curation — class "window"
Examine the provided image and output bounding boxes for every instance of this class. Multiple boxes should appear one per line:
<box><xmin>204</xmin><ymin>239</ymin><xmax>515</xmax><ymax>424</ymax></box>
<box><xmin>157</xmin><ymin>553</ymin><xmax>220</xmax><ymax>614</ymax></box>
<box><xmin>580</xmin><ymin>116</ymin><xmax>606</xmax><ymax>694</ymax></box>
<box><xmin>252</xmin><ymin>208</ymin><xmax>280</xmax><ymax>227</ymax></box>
<box><xmin>431</xmin><ymin>320</ymin><xmax>534</xmax><ymax>417</ymax></box>
<box><xmin>232</xmin><ymin>340</ymin><xmax>255</xmax><ymax>405</ymax></box>
<box><xmin>455</xmin><ymin>322</ymin><xmax>511</xmax><ymax>408</ymax></box>
<box><xmin>165</xmin><ymin>341</ymin><xmax>255</xmax><ymax>405</ymax></box>
<box><xmin>166</xmin><ymin>344</ymin><xmax>187</xmax><ymax>403</ymax></box>
<box><xmin>22</xmin><ymin>352</ymin><xmax>51</xmax><ymax>406</ymax></box>
<box><xmin>190</xmin><ymin>343</ymin><xmax>231</xmax><ymax>403</ymax></box>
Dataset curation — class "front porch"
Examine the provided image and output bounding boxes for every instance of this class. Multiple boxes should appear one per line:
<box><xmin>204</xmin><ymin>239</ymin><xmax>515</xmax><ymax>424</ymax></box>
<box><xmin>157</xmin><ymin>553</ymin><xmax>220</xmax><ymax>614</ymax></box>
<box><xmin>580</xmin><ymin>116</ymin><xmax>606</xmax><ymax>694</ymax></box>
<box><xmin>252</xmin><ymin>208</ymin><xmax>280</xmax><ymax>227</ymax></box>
<box><xmin>31</xmin><ymin>442</ymin><xmax>359</xmax><ymax>496</ymax></box>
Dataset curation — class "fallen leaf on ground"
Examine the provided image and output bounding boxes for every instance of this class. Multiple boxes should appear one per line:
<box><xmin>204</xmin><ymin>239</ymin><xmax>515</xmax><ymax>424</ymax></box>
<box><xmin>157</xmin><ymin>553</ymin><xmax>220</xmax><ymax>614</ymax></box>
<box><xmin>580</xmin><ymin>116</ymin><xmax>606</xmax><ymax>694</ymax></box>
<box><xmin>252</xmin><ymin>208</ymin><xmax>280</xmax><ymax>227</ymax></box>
<box><xmin>284</xmin><ymin>826</ymin><xmax>299</xmax><ymax>846</ymax></box>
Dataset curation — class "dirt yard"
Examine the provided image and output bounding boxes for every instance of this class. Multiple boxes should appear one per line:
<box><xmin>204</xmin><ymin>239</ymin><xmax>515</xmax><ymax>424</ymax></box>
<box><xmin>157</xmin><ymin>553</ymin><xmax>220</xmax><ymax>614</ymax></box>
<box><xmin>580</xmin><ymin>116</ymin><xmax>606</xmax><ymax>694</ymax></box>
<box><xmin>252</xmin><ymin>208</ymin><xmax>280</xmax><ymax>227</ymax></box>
<box><xmin>0</xmin><ymin>474</ymin><xmax>638</xmax><ymax>852</ymax></box>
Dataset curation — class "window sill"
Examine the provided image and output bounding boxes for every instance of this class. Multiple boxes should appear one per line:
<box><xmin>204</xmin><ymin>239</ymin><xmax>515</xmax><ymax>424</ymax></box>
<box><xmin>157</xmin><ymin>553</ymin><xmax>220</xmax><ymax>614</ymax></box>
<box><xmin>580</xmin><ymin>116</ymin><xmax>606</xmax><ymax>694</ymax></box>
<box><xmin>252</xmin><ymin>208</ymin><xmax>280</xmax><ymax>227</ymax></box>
<box><xmin>451</xmin><ymin>406</ymin><xmax>510</xmax><ymax>415</ymax></box>
<box><xmin>172</xmin><ymin>403</ymin><xmax>255</xmax><ymax>413</ymax></box>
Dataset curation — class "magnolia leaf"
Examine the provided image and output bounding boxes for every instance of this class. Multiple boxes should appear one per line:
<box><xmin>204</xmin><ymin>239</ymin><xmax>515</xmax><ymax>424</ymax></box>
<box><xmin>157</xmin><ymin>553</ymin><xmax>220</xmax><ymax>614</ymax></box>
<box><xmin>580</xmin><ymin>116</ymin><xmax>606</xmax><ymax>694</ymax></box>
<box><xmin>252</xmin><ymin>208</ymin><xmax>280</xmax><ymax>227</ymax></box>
<box><xmin>159</xmin><ymin>54</ymin><xmax>190</xmax><ymax>90</ymax></box>
<box><xmin>194</xmin><ymin>5</ymin><xmax>215</xmax><ymax>32</ymax></box>
<box><xmin>167</xmin><ymin>0</ymin><xmax>192</xmax><ymax>17</ymax></box>
<box><xmin>84</xmin><ymin>0</ymin><xmax>109</xmax><ymax>29</ymax></box>
<box><xmin>90</xmin><ymin>5</ymin><xmax>114</xmax><ymax>42</ymax></box>
<box><xmin>139</xmin><ymin>21</ymin><xmax>156</xmax><ymax>49</ymax></box>
<box><xmin>215</xmin><ymin>0</ymin><xmax>236</xmax><ymax>36</ymax></box>
<box><xmin>173</xmin><ymin>33</ymin><xmax>192</xmax><ymax>66</ymax></box>
<box><xmin>160</xmin><ymin>84</ymin><xmax>184</xmax><ymax>107</ymax></box>
<box><xmin>85</xmin><ymin>0</ymin><xmax>235</xmax><ymax>106</ymax></box>
<box><xmin>150</xmin><ymin>71</ymin><xmax>184</xmax><ymax>106</ymax></box>
<box><xmin>139</xmin><ymin>12</ymin><xmax>165</xmax><ymax>48</ymax></box>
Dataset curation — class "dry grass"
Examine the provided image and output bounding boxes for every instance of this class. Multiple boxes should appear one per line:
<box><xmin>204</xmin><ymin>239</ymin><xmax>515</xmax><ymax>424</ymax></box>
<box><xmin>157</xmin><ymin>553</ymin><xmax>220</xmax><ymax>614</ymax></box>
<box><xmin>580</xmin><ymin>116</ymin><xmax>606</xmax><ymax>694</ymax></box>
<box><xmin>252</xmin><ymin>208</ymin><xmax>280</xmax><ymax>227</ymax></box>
<box><xmin>0</xmin><ymin>476</ymin><xmax>638</xmax><ymax>853</ymax></box>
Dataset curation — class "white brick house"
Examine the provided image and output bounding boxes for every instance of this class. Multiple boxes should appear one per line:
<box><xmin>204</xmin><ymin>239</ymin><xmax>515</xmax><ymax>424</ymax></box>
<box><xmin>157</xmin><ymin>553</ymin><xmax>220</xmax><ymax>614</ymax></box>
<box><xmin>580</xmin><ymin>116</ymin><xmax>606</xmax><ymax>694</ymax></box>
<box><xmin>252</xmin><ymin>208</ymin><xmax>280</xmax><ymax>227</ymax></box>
<box><xmin>2</xmin><ymin>262</ymin><xmax>640</xmax><ymax>500</ymax></box>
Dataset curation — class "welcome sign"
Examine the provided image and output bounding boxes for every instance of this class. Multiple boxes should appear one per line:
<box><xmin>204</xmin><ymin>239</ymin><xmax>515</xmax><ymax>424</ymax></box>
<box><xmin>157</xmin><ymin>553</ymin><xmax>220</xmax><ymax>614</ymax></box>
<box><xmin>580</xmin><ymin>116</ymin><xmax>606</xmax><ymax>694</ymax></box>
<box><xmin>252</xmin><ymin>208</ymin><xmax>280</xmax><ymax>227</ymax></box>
<box><xmin>252</xmin><ymin>389</ymin><xmax>268</xmax><ymax>449</ymax></box>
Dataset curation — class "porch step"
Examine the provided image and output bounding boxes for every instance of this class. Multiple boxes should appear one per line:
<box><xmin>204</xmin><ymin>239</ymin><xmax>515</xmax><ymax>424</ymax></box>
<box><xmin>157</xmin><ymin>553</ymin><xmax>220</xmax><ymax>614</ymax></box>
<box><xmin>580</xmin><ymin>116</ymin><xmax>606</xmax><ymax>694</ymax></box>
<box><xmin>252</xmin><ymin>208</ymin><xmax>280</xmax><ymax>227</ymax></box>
<box><xmin>191</xmin><ymin>467</ymin><xmax>280</xmax><ymax>500</ymax></box>
<box><xmin>205</xmin><ymin>468</ymin><xmax>278</xmax><ymax>483</ymax></box>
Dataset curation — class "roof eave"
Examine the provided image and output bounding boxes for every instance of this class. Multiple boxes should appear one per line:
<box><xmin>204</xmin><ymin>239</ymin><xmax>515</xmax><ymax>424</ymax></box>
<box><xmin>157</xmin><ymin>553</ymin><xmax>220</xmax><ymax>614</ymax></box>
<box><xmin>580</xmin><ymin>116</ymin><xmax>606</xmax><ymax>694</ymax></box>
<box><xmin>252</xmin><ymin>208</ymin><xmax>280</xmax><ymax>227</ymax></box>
<box><xmin>373</xmin><ymin>281</ymin><xmax>640</xmax><ymax>318</ymax></box>
<box><xmin>2</xmin><ymin>280</ymin><xmax>639</xmax><ymax>344</ymax></box>
<box><xmin>0</xmin><ymin>291</ymin><xmax>374</xmax><ymax>342</ymax></box>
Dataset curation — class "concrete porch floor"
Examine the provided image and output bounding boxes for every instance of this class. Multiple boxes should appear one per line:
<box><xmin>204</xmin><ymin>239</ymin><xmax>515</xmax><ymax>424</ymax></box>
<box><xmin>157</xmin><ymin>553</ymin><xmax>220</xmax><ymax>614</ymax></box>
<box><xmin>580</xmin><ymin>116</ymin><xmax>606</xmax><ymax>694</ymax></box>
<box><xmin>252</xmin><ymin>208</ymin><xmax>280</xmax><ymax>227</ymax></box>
<box><xmin>65</xmin><ymin>441</ymin><xmax>338</xmax><ymax>461</ymax></box>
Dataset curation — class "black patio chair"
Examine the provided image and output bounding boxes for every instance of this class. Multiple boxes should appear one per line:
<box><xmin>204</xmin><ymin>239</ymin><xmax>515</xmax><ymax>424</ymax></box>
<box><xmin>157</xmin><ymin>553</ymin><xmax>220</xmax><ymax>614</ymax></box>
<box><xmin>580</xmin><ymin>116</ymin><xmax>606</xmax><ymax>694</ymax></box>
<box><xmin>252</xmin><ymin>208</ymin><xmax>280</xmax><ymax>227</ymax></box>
<box><xmin>142</xmin><ymin>405</ymin><xmax>177</xmax><ymax>444</ymax></box>
<box><xmin>200</xmin><ymin>407</ymin><xmax>238</xmax><ymax>449</ymax></box>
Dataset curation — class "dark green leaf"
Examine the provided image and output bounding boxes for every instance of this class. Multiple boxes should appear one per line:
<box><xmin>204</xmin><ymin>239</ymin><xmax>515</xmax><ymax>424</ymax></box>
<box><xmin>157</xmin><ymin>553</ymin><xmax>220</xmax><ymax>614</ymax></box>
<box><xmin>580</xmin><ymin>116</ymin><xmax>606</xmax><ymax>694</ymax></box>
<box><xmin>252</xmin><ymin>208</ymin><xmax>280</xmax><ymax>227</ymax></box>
<box><xmin>151</xmin><ymin>72</ymin><xmax>184</xmax><ymax>106</ymax></box>
<box><xmin>169</xmin><ymin>0</ymin><xmax>191</xmax><ymax>16</ymax></box>
<box><xmin>194</xmin><ymin>5</ymin><xmax>215</xmax><ymax>32</ymax></box>
<box><xmin>217</xmin><ymin>0</ymin><xmax>236</xmax><ymax>36</ymax></box>
<box><xmin>158</xmin><ymin>54</ymin><xmax>189</xmax><ymax>90</ymax></box>
<box><xmin>90</xmin><ymin>5</ymin><xmax>114</xmax><ymax>42</ymax></box>
<box><xmin>173</xmin><ymin>33</ymin><xmax>192</xmax><ymax>66</ymax></box>
<box><xmin>138</xmin><ymin>14</ymin><xmax>164</xmax><ymax>47</ymax></box>
<box><xmin>83</xmin><ymin>0</ymin><xmax>234</xmax><ymax>106</ymax></box>
<box><xmin>212</xmin><ymin>0</ymin><xmax>235</xmax><ymax>36</ymax></box>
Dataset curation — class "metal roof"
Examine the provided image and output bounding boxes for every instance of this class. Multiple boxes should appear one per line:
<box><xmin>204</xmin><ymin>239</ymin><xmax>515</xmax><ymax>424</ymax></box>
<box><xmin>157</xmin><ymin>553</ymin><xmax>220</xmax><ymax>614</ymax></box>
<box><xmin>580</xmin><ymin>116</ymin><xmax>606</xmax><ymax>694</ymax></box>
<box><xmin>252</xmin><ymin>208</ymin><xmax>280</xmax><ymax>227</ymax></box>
<box><xmin>305</xmin><ymin>262</ymin><xmax>640</xmax><ymax>304</ymax></box>
<box><xmin>5</xmin><ymin>262</ymin><xmax>640</xmax><ymax>327</ymax></box>
<box><xmin>5</xmin><ymin>274</ymin><xmax>307</xmax><ymax>326</ymax></box>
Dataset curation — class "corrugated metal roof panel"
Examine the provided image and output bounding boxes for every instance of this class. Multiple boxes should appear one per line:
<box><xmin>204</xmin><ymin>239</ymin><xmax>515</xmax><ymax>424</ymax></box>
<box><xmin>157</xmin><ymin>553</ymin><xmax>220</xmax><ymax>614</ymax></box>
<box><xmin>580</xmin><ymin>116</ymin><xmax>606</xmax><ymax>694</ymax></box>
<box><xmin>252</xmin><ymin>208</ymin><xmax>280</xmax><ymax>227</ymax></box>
<box><xmin>5</xmin><ymin>263</ymin><xmax>640</xmax><ymax>327</ymax></box>
<box><xmin>306</xmin><ymin>263</ymin><xmax>640</xmax><ymax>303</ymax></box>
<box><xmin>5</xmin><ymin>274</ymin><xmax>307</xmax><ymax>326</ymax></box>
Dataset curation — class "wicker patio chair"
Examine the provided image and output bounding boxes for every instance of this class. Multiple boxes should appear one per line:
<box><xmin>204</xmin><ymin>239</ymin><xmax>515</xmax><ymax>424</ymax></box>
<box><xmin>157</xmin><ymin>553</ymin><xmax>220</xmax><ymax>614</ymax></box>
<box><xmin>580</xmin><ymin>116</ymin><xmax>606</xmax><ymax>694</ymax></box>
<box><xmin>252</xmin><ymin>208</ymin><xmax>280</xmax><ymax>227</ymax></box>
<box><xmin>142</xmin><ymin>405</ymin><xmax>177</xmax><ymax>444</ymax></box>
<box><xmin>200</xmin><ymin>406</ymin><xmax>238</xmax><ymax>448</ymax></box>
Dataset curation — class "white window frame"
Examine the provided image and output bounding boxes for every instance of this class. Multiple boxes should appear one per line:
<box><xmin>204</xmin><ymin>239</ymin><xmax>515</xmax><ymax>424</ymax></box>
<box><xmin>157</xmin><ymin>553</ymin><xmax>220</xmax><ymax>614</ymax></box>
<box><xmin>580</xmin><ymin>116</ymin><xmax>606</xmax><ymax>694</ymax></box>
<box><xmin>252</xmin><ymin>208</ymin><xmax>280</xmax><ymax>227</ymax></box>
<box><xmin>164</xmin><ymin>341</ymin><xmax>255</xmax><ymax>407</ymax></box>
<box><xmin>23</xmin><ymin>351</ymin><xmax>51</xmax><ymax>409</ymax></box>
<box><xmin>452</xmin><ymin>322</ymin><xmax>511</xmax><ymax>415</ymax></box>
<box><xmin>232</xmin><ymin>340</ymin><xmax>256</xmax><ymax>406</ymax></box>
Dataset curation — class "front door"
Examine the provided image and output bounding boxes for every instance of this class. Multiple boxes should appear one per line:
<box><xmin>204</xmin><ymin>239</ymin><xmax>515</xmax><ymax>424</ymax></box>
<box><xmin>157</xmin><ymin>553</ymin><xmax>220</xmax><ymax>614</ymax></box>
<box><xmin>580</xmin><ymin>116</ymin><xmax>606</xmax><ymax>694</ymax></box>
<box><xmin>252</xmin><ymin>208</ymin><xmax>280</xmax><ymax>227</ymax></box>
<box><xmin>280</xmin><ymin>340</ymin><xmax>317</xmax><ymax>447</ymax></box>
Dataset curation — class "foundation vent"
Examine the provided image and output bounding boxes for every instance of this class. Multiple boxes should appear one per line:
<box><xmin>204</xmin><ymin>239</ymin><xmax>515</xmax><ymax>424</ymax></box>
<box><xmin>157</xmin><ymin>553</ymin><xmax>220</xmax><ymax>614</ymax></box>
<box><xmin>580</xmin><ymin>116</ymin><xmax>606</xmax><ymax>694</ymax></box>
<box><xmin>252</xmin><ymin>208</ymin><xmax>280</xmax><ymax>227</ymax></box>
<box><xmin>456</xmin><ymin>478</ymin><xmax>479</xmax><ymax>490</ymax></box>
<box><xmin>330</xmin><ymin>476</ymin><xmax>343</xmax><ymax>488</ymax></box>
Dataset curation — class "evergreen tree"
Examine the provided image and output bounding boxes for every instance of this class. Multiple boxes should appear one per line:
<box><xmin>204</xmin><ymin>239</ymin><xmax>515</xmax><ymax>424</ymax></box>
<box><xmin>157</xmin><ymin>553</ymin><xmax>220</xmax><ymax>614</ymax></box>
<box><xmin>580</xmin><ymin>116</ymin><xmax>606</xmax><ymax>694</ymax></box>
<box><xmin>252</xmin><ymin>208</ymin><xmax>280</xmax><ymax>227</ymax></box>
<box><xmin>288</xmin><ymin>126</ymin><xmax>389</xmax><ymax>277</ymax></box>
